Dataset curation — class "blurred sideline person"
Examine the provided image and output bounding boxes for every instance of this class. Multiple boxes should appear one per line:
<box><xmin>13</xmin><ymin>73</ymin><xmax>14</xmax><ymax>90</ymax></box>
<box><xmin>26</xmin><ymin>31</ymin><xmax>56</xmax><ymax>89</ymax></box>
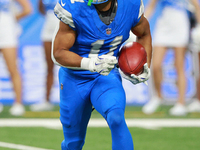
<box><xmin>30</xmin><ymin>0</ymin><xmax>58</xmax><ymax>112</ymax></box>
<box><xmin>52</xmin><ymin>0</ymin><xmax>152</xmax><ymax>149</ymax></box>
<box><xmin>142</xmin><ymin>0</ymin><xmax>200</xmax><ymax>116</ymax></box>
<box><xmin>187</xmin><ymin>1</ymin><xmax>200</xmax><ymax>113</ymax></box>
<box><xmin>0</xmin><ymin>0</ymin><xmax>32</xmax><ymax>116</ymax></box>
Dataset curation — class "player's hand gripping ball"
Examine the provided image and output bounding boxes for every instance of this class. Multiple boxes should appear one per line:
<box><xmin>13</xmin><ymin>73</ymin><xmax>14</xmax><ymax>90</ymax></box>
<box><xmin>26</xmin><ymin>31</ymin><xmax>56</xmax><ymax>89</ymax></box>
<box><xmin>118</xmin><ymin>42</ymin><xmax>147</xmax><ymax>76</ymax></box>
<box><xmin>118</xmin><ymin>42</ymin><xmax>150</xmax><ymax>85</ymax></box>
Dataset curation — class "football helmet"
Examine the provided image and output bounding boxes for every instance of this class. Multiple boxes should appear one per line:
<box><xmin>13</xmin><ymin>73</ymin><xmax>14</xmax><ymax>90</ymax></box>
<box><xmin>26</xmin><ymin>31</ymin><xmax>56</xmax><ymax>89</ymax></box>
<box><xmin>85</xmin><ymin>0</ymin><xmax>109</xmax><ymax>6</ymax></box>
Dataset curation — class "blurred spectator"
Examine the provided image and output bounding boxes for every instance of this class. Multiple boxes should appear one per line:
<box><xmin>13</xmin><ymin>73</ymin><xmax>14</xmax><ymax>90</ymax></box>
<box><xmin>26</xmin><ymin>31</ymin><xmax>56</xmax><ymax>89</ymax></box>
<box><xmin>142</xmin><ymin>0</ymin><xmax>200</xmax><ymax>116</ymax></box>
<box><xmin>0</xmin><ymin>0</ymin><xmax>32</xmax><ymax>116</ymax></box>
<box><xmin>30</xmin><ymin>0</ymin><xmax>59</xmax><ymax>112</ymax></box>
<box><xmin>187</xmin><ymin>1</ymin><xmax>200</xmax><ymax>113</ymax></box>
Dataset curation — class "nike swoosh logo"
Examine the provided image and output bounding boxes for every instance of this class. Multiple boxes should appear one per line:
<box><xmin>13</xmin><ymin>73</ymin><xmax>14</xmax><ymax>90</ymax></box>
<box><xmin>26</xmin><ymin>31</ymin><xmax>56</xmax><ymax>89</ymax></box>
<box><xmin>99</xmin><ymin>69</ymin><xmax>104</xmax><ymax>74</ymax></box>
<box><xmin>61</xmin><ymin>0</ymin><xmax>66</xmax><ymax>7</ymax></box>
<box><xmin>95</xmin><ymin>62</ymin><xmax>102</xmax><ymax>66</ymax></box>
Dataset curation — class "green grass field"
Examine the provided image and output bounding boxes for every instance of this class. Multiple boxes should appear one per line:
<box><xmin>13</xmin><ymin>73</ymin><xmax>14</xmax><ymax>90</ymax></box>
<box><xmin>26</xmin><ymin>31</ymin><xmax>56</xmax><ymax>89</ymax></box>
<box><xmin>0</xmin><ymin>105</ymin><xmax>200</xmax><ymax>150</ymax></box>
<box><xmin>0</xmin><ymin>127</ymin><xmax>200</xmax><ymax>150</ymax></box>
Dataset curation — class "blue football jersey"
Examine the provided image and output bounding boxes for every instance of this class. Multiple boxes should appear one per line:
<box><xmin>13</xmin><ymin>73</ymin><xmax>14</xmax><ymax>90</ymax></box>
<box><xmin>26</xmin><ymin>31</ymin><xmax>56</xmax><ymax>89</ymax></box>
<box><xmin>53</xmin><ymin>0</ymin><xmax>144</xmax><ymax>76</ymax></box>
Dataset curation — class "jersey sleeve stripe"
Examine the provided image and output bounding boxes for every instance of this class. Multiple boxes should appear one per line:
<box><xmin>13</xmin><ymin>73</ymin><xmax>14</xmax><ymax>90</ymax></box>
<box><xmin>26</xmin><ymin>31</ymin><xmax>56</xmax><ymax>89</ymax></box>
<box><xmin>54</xmin><ymin>2</ymin><xmax>75</xmax><ymax>29</ymax></box>
<box><xmin>138</xmin><ymin>0</ymin><xmax>144</xmax><ymax>18</ymax></box>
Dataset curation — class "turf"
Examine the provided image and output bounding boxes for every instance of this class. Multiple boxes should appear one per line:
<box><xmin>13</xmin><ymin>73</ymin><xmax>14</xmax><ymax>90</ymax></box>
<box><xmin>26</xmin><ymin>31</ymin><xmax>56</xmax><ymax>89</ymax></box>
<box><xmin>85</xmin><ymin>127</ymin><xmax>200</xmax><ymax>150</ymax></box>
<box><xmin>0</xmin><ymin>105</ymin><xmax>200</xmax><ymax>150</ymax></box>
<box><xmin>0</xmin><ymin>127</ymin><xmax>63</xmax><ymax>150</ymax></box>
<box><xmin>0</xmin><ymin>127</ymin><xmax>200</xmax><ymax>150</ymax></box>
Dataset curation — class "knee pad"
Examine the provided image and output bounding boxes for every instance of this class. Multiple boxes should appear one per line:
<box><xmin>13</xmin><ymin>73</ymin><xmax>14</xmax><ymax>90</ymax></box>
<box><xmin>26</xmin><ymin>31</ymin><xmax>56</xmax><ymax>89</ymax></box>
<box><xmin>106</xmin><ymin>108</ymin><xmax>125</xmax><ymax>128</ymax></box>
<box><xmin>61</xmin><ymin>139</ymin><xmax>84</xmax><ymax>150</ymax></box>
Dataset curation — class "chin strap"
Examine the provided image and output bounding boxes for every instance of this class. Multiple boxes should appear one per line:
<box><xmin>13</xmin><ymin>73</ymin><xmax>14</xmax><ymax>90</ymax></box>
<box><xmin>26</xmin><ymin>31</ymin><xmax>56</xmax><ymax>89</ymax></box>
<box><xmin>87</xmin><ymin>0</ymin><xmax>93</xmax><ymax>6</ymax></box>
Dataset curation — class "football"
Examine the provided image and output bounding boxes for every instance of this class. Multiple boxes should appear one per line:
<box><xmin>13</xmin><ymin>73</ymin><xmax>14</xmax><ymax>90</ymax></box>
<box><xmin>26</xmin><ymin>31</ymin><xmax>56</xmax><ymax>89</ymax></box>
<box><xmin>118</xmin><ymin>42</ymin><xmax>147</xmax><ymax>76</ymax></box>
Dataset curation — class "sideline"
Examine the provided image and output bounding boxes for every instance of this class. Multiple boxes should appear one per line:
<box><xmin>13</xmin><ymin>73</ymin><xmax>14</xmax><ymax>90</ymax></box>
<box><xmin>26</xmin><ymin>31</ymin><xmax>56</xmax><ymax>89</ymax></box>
<box><xmin>0</xmin><ymin>118</ymin><xmax>200</xmax><ymax>129</ymax></box>
<box><xmin>0</xmin><ymin>141</ymin><xmax>53</xmax><ymax>150</ymax></box>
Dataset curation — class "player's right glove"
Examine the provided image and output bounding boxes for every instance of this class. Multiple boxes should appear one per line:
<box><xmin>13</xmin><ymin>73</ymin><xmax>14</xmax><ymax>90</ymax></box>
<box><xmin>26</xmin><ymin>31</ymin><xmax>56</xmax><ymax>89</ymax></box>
<box><xmin>119</xmin><ymin>69</ymin><xmax>140</xmax><ymax>84</ymax></box>
<box><xmin>81</xmin><ymin>55</ymin><xmax>117</xmax><ymax>76</ymax></box>
<box><xmin>119</xmin><ymin>63</ymin><xmax>151</xmax><ymax>85</ymax></box>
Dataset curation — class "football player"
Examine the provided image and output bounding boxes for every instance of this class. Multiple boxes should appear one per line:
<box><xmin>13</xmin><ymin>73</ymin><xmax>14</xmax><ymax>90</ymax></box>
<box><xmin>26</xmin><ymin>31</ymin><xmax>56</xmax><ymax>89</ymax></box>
<box><xmin>52</xmin><ymin>0</ymin><xmax>152</xmax><ymax>149</ymax></box>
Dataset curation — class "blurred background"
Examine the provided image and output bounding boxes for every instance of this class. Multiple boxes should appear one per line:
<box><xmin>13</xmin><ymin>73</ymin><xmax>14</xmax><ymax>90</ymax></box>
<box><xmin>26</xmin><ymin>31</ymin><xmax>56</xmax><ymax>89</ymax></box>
<box><xmin>0</xmin><ymin>0</ymin><xmax>200</xmax><ymax>149</ymax></box>
<box><xmin>0</xmin><ymin>0</ymin><xmax>197</xmax><ymax>106</ymax></box>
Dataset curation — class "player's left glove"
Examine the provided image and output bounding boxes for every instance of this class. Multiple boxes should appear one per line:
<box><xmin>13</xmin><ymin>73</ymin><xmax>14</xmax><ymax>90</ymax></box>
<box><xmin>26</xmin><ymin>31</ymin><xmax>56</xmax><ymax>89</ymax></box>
<box><xmin>120</xmin><ymin>63</ymin><xmax>151</xmax><ymax>85</ymax></box>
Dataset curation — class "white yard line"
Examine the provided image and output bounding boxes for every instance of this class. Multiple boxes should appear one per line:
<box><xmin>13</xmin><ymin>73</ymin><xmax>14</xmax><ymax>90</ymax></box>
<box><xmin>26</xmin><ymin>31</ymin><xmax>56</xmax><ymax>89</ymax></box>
<box><xmin>0</xmin><ymin>119</ymin><xmax>199</xmax><ymax>150</ymax></box>
<box><xmin>0</xmin><ymin>118</ymin><xmax>200</xmax><ymax>129</ymax></box>
<box><xmin>0</xmin><ymin>141</ymin><xmax>53</xmax><ymax>150</ymax></box>
<box><xmin>0</xmin><ymin>119</ymin><xmax>62</xmax><ymax>128</ymax></box>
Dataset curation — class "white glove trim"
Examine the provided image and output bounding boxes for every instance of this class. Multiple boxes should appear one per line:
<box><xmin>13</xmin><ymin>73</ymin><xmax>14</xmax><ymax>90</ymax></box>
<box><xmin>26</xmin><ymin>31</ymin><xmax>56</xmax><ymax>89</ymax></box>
<box><xmin>81</xmin><ymin>56</ymin><xmax>117</xmax><ymax>76</ymax></box>
<box><xmin>81</xmin><ymin>57</ymin><xmax>91</xmax><ymax>70</ymax></box>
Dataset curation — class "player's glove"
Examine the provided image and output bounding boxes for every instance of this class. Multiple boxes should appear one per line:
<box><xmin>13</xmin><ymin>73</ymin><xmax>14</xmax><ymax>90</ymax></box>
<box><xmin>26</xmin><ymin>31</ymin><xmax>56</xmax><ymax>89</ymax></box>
<box><xmin>120</xmin><ymin>63</ymin><xmax>151</xmax><ymax>85</ymax></box>
<box><xmin>191</xmin><ymin>24</ymin><xmax>200</xmax><ymax>51</ymax></box>
<box><xmin>81</xmin><ymin>55</ymin><xmax>117</xmax><ymax>76</ymax></box>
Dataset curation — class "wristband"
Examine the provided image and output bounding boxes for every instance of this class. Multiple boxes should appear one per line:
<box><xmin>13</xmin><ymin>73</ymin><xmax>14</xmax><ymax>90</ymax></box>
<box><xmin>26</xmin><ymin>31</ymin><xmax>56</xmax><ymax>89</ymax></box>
<box><xmin>81</xmin><ymin>57</ymin><xmax>91</xmax><ymax>70</ymax></box>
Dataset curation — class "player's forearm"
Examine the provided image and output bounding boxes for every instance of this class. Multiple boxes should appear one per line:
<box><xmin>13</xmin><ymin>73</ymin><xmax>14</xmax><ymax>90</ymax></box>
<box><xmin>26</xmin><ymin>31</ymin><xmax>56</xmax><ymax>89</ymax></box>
<box><xmin>53</xmin><ymin>49</ymin><xmax>82</xmax><ymax>68</ymax></box>
<box><xmin>132</xmin><ymin>16</ymin><xmax>152</xmax><ymax>68</ymax></box>
<box><xmin>136</xmin><ymin>22</ymin><xmax>152</xmax><ymax>68</ymax></box>
<box><xmin>137</xmin><ymin>35</ymin><xmax>152</xmax><ymax>68</ymax></box>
